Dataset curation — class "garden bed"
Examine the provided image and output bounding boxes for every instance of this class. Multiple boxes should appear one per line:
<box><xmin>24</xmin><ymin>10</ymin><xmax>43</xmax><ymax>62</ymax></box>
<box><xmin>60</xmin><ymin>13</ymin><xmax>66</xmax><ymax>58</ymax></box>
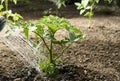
<box><xmin>0</xmin><ymin>1</ymin><xmax>120</xmax><ymax>81</ymax></box>
<box><xmin>0</xmin><ymin>15</ymin><xmax>120</xmax><ymax>81</ymax></box>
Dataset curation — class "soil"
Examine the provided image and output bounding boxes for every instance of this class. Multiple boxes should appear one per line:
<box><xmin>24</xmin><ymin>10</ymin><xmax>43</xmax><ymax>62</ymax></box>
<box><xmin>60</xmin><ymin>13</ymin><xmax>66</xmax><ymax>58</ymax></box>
<box><xmin>0</xmin><ymin>1</ymin><xmax>120</xmax><ymax>81</ymax></box>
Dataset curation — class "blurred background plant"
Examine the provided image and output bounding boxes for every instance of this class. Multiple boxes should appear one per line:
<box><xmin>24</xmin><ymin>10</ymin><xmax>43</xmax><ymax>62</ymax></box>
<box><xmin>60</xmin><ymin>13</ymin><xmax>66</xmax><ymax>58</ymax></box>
<box><xmin>75</xmin><ymin>0</ymin><xmax>119</xmax><ymax>27</ymax></box>
<box><xmin>0</xmin><ymin>0</ymin><xmax>22</xmax><ymax>23</ymax></box>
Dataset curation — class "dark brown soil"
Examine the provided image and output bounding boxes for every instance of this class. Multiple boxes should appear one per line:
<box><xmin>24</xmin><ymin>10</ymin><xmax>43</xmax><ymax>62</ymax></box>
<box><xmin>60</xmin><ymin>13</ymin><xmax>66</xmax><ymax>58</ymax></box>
<box><xmin>0</xmin><ymin>1</ymin><xmax>120</xmax><ymax>81</ymax></box>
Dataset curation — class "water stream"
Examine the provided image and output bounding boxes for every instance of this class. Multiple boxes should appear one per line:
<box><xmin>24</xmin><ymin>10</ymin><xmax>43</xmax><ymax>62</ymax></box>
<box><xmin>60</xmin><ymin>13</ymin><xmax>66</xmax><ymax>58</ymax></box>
<box><xmin>0</xmin><ymin>32</ymin><xmax>41</xmax><ymax>72</ymax></box>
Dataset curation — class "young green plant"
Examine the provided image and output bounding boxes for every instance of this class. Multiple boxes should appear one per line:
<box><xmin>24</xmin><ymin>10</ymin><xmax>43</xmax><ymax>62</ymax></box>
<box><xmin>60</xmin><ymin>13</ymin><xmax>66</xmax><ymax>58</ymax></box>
<box><xmin>75</xmin><ymin>0</ymin><xmax>99</xmax><ymax>27</ymax></box>
<box><xmin>22</xmin><ymin>15</ymin><xmax>84</xmax><ymax>74</ymax></box>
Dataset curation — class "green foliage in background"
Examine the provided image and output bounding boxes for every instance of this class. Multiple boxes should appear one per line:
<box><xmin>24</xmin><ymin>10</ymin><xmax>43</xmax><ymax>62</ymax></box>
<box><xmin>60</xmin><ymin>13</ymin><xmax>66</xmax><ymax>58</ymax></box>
<box><xmin>50</xmin><ymin>0</ymin><xmax>67</xmax><ymax>9</ymax></box>
<box><xmin>0</xmin><ymin>0</ymin><xmax>22</xmax><ymax>23</ymax></box>
<box><xmin>75</xmin><ymin>0</ymin><xmax>114</xmax><ymax>27</ymax></box>
<box><xmin>49</xmin><ymin>0</ymin><xmax>67</xmax><ymax>16</ymax></box>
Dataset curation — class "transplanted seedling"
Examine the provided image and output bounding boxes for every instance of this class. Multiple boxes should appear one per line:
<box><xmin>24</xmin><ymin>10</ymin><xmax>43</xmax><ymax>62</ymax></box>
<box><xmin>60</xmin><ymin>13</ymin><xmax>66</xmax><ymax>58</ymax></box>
<box><xmin>19</xmin><ymin>15</ymin><xmax>85</xmax><ymax>75</ymax></box>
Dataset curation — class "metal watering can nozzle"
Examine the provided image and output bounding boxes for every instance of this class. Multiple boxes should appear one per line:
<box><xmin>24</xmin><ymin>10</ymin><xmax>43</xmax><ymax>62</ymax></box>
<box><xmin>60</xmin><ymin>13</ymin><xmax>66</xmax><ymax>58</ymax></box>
<box><xmin>0</xmin><ymin>16</ymin><xmax>6</xmax><ymax>31</ymax></box>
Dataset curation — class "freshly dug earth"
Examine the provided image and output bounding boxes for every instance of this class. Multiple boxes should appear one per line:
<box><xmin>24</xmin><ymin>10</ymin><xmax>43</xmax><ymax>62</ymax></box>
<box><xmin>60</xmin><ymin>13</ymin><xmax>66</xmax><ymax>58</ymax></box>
<box><xmin>0</xmin><ymin>1</ymin><xmax>120</xmax><ymax>81</ymax></box>
<box><xmin>0</xmin><ymin>16</ymin><xmax>120</xmax><ymax>81</ymax></box>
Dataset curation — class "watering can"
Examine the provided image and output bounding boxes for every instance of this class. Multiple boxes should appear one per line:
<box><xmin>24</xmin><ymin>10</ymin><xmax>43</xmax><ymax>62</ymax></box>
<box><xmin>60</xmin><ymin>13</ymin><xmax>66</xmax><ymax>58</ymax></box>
<box><xmin>0</xmin><ymin>16</ymin><xmax>6</xmax><ymax>31</ymax></box>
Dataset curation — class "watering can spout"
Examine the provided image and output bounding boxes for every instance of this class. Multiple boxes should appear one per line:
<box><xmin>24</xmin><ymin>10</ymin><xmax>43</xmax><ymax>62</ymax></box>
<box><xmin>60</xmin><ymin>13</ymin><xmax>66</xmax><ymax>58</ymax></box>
<box><xmin>0</xmin><ymin>16</ymin><xmax>6</xmax><ymax>31</ymax></box>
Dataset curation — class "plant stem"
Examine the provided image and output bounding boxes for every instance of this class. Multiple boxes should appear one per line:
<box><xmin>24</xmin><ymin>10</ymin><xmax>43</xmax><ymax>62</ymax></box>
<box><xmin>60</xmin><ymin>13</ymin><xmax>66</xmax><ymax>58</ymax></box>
<box><xmin>34</xmin><ymin>31</ymin><xmax>54</xmax><ymax>64</ymax></box>
<box><xmin>89</xmin><ymin>2</ymin><xmax>95</xmax><ymax>28</ymax></box>
<box><xmin>49</xmin><ymin>40</ymin><xmax>53</xmax><ymax>63</ymax></box>
<box><xmin>5</xmin><ymin>0</ymin><xmax>8</xmax><ymax>11</ymax></box>
<box><xmin>89</xmin><ymin>6</ymin><xmax>93</xmax><ymax>28</ymax></box>
<box><xmin>5</xmin><ymin>0</ymin><xmax>8</xmax><ymax>19</ymax></box>
<box><xmin>34</xmin><ymin>32</ymin><xmax>50</xmax><ymax>54</ymax></box>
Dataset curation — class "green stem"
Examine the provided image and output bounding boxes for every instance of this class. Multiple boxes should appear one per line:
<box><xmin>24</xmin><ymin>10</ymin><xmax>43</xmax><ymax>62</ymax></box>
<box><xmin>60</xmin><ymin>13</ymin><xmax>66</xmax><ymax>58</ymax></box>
<box><xmin>5</xmin><ymin>0</ymin><xmax>8</xmax><ymax>19</ymax></box>
<box><xmin>34</xmin><ymin>32</ymin><xmax>50</xmax><ymax>54</ymax></box>
<box><xmin>89</xmin><ymin>2</ymin><xmax>95</xmax><ymax>27</ymax></box>
<box><xmin>5</xmin><ymin>0</ymin><xmax>8</xmax><ymax>11</ymax></box>
<box><xmin>49</xmin><ymin>40</ymin><xmax>53</xmax><ymax>63</ymax></box>
<box><xmin>56</xmin><ymin>8</ymin><xmax>58</xmax><ymax>16</ymax></box>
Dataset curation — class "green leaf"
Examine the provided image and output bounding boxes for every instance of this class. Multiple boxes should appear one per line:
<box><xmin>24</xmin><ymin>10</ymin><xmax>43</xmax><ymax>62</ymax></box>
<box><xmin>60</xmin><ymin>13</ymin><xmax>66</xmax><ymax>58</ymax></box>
<box><xmin>52</xmin><ymin>38</ymin><xmax>69</xmax><ymax>44</ymax></box>
<box><xmin>13</xmin><ymin>15</ymin><xmax>19</xmax><ymax>21</ymax></box>
<box><xmin>0</xmin><ymin>5</ymin><xmax>3</xmax><ymax>10</ymax></box>
<box><xmin>95</xmin><ymin>0</ymin><xmax>99</xmax><ymax>3</ymax></box>
<box><xmin>84</xmin><ymin>12</ymin><xmax>89</xmax><ymax>16</ymax></box>
<box><xmin>46</xmin><ymin>23</ymin><xmax>60</xmax><ymax>34</ymax></box>
<box><xmin>81</xmin><ymin>0</ymin><xmax>89</xmax><ymax>8</ymax></box>
<box><xmin>13</xmin><ymin>0</ymin><xmax>17</xmax><ymax>4</ymax></box>
<box><xmin>35</xmin><ymin>24</ymin><xmax>44</xmax><ymax>37</ymax></box>
<box><xmin>1</xmin><ymin>0</ymin><xmax>4</xmax><ymax>4</ymax></box>
<box><xmin>84</xmin><ymin>12</ymin><xmax>93</xmax><ymax>17</ymax></box>
<box><xmin>24</xmin><ymin>27</ymin><xmax>29</xmax><ymax>39</ymax></box>
<box><xmin>75</xmin><ymin>2</ymin><xmax>83</xmax><ymax>10</ymax></box>
<box><xmin>61</xmin><ymin>38</ymin><xmax>69</xmax><ymax>44</ymax></box>
<box><xmin>56</xmin><ymin>0</ymin><xmax>66</xmax><ymax>9</ymax></box>
<box><xmin>104</xmin><ymin>0</ymin><xmax>112</xmax><ymax>3</ymax></box>
<box><xmin>69</xmin><ymin>29</ymin><xmax>76</xmax><ymax>42</ymax></box>
<box><xmin>80</xmin><ymin>9</ymin><xmax>85</xmax><ymax>14</ymax></box>
<box><xmin>85</xmin><ymin>6</ymin><xmax>91</xmax><ymax>10</ymax></box>
<box><xmin>75</xmin><ymin>2</ymin><xmax>81</xmax><ymax>7</ymax></box>
<box><xmin>71</xmin><ymin>27</ymin><xmax>82</xmax><ymax>34</ymax></box>
<box><xmin>57</xmin><ymin>3</ymin><xmax>62</xmax><ymax>9</ymax></box>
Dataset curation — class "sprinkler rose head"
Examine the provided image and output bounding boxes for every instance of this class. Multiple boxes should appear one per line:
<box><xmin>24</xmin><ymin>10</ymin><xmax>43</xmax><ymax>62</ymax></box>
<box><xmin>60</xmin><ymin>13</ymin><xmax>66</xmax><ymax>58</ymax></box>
<box><xmin>0</xmin><ymin>16</ymin><xmax>6</xmax><ymax>31</ymax></box>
